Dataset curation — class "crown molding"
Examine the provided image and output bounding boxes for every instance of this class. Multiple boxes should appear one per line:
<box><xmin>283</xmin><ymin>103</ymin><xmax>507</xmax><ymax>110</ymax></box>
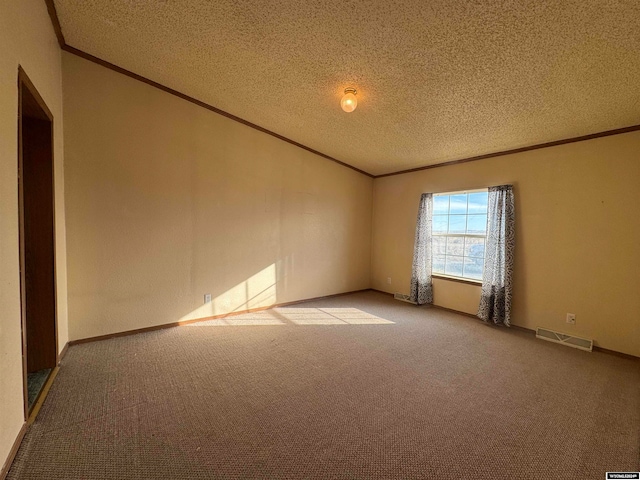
<box><xmin>45</xmin><ymin>0</ymin><xmax>640</xmax><ymax>180</ymax></box>
<box><xmin>44</xmin><ymin>1</ymin><xmax>374</xmax><ymax>179</ymax></box>
<box><xmin>375</xmin><ymin>124</ymin><xmax>640</xmax><ymax>178</ymax></box>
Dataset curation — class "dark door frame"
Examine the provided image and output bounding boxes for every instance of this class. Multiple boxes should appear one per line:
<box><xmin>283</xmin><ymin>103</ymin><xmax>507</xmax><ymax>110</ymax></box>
<box><xmin>17</xmin><ymin>66</ymin><xmax>59</xmax><ymax>419</ymax></box>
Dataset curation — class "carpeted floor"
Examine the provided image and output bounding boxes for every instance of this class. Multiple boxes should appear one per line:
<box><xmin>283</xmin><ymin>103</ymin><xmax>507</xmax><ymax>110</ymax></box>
<box><xmin>8</xmin><ymin>291</ymin><xmax>640</xmax><ymax>479</ymax></box>
<box><xmin>26</xmin><ymin>369</ymin><xmax>51</xmax><ymax>410</ymax></box>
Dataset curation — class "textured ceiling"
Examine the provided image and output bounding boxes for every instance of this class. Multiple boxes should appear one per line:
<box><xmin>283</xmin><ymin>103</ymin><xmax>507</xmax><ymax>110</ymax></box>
<box><xmin>54</xmin><ymin>0</ymin><xmax>640</xmax><ymax>176</ymax></box>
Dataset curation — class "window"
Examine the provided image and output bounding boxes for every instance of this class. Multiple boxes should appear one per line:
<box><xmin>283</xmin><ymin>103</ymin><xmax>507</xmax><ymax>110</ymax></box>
<box><xmin>432</xmin><ymin>189</ymin><xmax>488</xmax><ymax>281</ymax></box>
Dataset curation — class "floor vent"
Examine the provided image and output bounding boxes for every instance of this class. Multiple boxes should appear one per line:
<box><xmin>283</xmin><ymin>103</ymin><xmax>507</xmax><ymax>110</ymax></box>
<box><xmin>394</xmin><ymin>293</ymin><xmax>417</xmax><ymax>305</ymax></box>
<box><xmin>536</xmin><ymin>327</ymin><xmax>593</xmax><ymax>352</ymax></box>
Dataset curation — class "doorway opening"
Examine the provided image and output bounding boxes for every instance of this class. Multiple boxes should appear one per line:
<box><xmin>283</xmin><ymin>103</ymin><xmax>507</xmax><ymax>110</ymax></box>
<box><xmin>18</xmin><ymin>67</ymin><xmax>58</xmax><ymax>416</ymax></box>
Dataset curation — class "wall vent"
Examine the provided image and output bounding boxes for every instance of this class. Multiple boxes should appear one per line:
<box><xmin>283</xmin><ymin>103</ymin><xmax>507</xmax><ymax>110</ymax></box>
<box><xmin>536</xmin><ymin>327</ymin><xmax>593</xmax><ymax>352</ymax></box>
<box><xmin>394</xmin><ymin>293</ymin><xmax>417</xmax><ymax>305</ymax></box>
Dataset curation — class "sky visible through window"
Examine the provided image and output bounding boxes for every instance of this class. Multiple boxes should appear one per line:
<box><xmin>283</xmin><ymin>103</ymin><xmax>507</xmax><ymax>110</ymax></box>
<box><xmin>432</xmin><ymin>191</ymin><xmax>488</xmax><ymax>280</ymax></box>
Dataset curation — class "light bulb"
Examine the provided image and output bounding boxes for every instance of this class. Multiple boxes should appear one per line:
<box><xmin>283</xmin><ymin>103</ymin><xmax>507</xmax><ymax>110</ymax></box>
<box><xmin>341</xmin><ymin>88</ymin><xmax>357</xmax><ymax>112</ymax></box>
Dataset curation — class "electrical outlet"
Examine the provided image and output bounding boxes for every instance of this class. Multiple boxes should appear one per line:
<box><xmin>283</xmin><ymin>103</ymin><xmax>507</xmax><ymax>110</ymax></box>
<box><xmin>387</xmin><ymin>277</ymin><xmax>392</xmax><ymax>285</ymax></box>
<box><xmin>566</xmin><ymin>313</ymin><xmax>576</xmax><ymax>325</ymax></box>
<box><xmin>204</xmin><ymin>294</ymin><xmax>212</xmax><ymax>303</ymax></box>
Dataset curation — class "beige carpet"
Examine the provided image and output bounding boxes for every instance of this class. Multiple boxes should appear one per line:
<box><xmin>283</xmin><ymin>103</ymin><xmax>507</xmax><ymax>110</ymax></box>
<box><xmin>8</xmin><ymin>291</ymin><xmax>640</xmax><ymax>479</ymax></box>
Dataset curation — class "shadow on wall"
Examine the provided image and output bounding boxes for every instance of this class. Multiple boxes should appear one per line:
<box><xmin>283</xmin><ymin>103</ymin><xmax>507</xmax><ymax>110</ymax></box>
<box><xmin>177</xmin><ymin>262</ymin><xmax>393</xmax><ymax>327</ymax></box>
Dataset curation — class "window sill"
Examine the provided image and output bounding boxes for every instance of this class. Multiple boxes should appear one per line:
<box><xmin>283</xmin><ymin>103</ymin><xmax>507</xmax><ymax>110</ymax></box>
<box><xmin>432</xmin><ymin>274</ymin><xmax>482</xmax><ymax>286</ymax></box>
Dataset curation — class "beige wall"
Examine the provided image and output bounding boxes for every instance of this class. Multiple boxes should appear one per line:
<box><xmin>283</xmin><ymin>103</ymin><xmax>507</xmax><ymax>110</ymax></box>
<box><xmin>62</xmin><ymin>52</ymin><xmax>372</xmax><ymax>341</ymax></box>
<box><xmin>372</xmin><ymin>132</ymin><xmax>640</xmax><ymax>357</ymax></box>
<box><xmin>0</xmin><ymin>0</ymin><xmax>69</xmax><ymax>471</ymax></box>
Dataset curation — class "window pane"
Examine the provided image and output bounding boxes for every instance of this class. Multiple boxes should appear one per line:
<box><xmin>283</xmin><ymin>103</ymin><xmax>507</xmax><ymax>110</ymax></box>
<box><xmin>433</xmin><ymin>254</ymin><xmax>445</xmax><ymax>273</ymax></box>
<box><xmin>445</xmin><ymin>256</ymin><xmax>464</xmax><ymax>276</ymax></box>
<box><xmin>449</xmin><ymin>194</ymin><xmax>468</xmax><ymax>214</ymax></box>
<box><xmin>446</xmin><ymin>237</ymin><xmax>464</xmax><ymax>256</ymax></box>
<box><xmin>464</xmin><ymin>237</ymin><xmax>485</xmax><ymax>258</ymax></box>
<box><xmin>466</xmin><ymin>214</ymin><xmax>487</xmax><ymax>234</ymax></box>
<box><xmin>448</xmin><ymin>215</ymin><xmax>466</xmax><ymax>234</ymax></box>
<box><xmin>432</xmin><ymin>237</ymin><xmax>446</xmax><ymax>255</ymax></box>
<box><xmin>463</xmin><ymin>257</ymin><xmax>484</xmax><ymax>280</ymax></box>
<box><xmin>468</xmin><ymin>192</ymin><xmax>488</xmax><ymax>214</ymax></box>
<box><xmin>433</xmin><ymin>195</ymin><xmax>449</xmax><ymax>215</ymax></box>
<box><xmin>433</xmin><ymin>215</ymin><xmax>448</xmax><ymax>234</ymax></box>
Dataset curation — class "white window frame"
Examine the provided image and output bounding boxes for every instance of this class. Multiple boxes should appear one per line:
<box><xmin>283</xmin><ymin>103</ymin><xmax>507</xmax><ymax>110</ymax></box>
<box><xmin>432</xmin><ymin>188</ymin><xmax>488</xmax><ymax>284</ymax></box>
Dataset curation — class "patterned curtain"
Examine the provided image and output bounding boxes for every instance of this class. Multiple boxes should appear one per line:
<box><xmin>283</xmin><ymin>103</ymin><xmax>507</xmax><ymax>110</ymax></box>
<box><xmin>410</xmin><ymin>193</ymin><xmax>433</xmax><ymax>305</ymax></box>
<box><xmin>478</xmin><ymin>185</ymin><xmax>515</xmax><ymax>325</ymax></box>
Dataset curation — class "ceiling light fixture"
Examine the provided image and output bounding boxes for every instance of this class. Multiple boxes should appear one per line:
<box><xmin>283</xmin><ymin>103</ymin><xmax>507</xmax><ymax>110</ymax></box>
<box><xmin>340</xmin><ymin>87</ymin><xmax>358</xmax><ymax>113</ymax></box>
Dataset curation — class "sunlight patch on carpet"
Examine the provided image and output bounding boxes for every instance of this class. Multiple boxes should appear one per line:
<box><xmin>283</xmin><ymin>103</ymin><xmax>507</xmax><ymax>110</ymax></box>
<box><xmin>184</xmin><ymin>307</ymin><xmax>395</xmax><ymax>327</ymax></box>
